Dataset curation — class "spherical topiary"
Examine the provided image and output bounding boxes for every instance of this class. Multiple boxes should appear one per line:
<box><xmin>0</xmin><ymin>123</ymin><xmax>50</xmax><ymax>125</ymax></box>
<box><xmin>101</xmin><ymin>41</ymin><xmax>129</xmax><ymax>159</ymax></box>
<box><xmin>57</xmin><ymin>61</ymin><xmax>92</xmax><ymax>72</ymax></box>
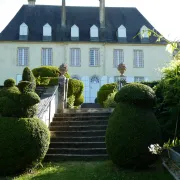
<box><xmin>97</xmin><ymin>83</ymin><xmax>118</xmax><ymax>107</ymax></box>
<box><xmin>106</xmin><ymin>103</ymin><xmax>161</xmax><ymax>169</ymax></box>
<box><xmin>4</xmin><ymin>79</ymin><xmax>16</xmax><ymax>87</ymax></box>
<box><xmin>106</xmin><ymin>83</ymin><xmax>161</xmax><ymax>169</ymax></box>
<box><xmin>0</xmin><ymin>117</ymin><xmax>50</xmax><ymax>175</ymax></box>
<box><xmin>114</xmin><ymin>83</ymin><xmax>156</xmax><ymax>108</ymax></box>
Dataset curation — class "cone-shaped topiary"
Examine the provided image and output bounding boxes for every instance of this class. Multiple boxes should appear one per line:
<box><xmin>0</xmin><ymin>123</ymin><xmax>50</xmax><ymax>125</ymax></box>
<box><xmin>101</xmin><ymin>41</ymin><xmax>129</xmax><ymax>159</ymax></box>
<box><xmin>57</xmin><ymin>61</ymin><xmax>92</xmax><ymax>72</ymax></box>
<box><xmin>22</xmin><ymin>67</ymin><xmax>36</xmax><ymax>91</ymax></box>
<box><xmin>0</xmin><ymin>117</ymin><xmax>50</xmax><ymax>175</ymax></box>
<box><xmin>4</xmin><ymin>78</ymin><xmax>16</xmax><ymax>88</ymax></box>
<box><xmin>106</xmin><ymin>83</ymin><xmax>161</xmax><ymax>169</ymax></box>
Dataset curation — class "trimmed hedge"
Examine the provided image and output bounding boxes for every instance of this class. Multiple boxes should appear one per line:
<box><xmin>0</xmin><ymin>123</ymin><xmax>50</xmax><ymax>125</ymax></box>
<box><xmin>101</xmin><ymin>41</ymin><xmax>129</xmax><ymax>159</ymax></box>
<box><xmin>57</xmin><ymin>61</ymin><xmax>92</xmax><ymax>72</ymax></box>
<box><xmin>68</xmin><ymin>79</ymin><xmax>84</xmax><ymax>99</ymax></box>
<box><xmin>140</xmin><ymin>81</ymin><xmax>160</xmax><ymax>88</ymax></box>
<box><xmin>32</xmin><ymin>66</ymin><xmax>60</xmax><ymax>77</ymax></box>
<box><xmin>74</xmin><ymin>94</ymin><xmax>84</xmax><ymax>107</ymax></box>
<box><xmin>97</xmin><ymin>83</ymin><xmax>118</xmax><ymax>107</ymax></box>
<box><xmin>0</xmin><ymin>117</ymin><xmax>50</xmax><ymax>175</ymax></box>
<box><xmin>114</xmin><ymin>83</ymin><xmax>156</xmax><ymax>108</ymax></box>
<box><xmin>104</xmin><ymin>91</ymin><xmax>117</xmax><ymax>108</ymax></box>
<box><xmin>4</xmin><ymin>79</ymin><xmax>16</xmax><ymax>87</ymax></box>
<box><xmin>106</xmin><ymin>103</ymin><xmax>161</xmax><ymax>168</ymax></box>
<box><xmin>106</xmin><ymin>83</ymin><xmax>161</xmax><ymax>168</ymax></box>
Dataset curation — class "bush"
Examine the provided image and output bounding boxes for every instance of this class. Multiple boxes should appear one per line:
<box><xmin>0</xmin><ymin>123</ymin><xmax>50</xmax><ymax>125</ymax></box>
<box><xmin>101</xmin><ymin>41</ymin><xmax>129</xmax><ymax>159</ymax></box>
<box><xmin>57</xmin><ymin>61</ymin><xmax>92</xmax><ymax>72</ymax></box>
<box><xmin>114</xmin><ymin>83</ymin><xmax>156</xmax><ymax>108</ymax></box>
<box><xmin>67</xmin><ymin>95</ymin><xmax>75</xmax><ymax>109</ymax></box>
<box><xmin>32</xmin><ymin>66</ymin><xmax>60</xmax><ymax>78</ymax></box>
<box><xmin>22</xmin><ymin>67</ymin><xmax>36</xmax><ymax>91</ymax></box>
<box><xmin>140</xmin><ymin>81</ymin><xmax>160</xmax><ymax>88</ymax></box>
<box><xmin>106</xmin><ymin>83</ymin><xmax>161</xmax><ymax>169</ymax></box>
<box><xmin>0</xmin><ymin>67</ymin><xmax>40</xmax><ymax>118</ymax></box>
<box><xmin>97</xmin><ymin>83</ymin><xmax>118</xmax><ymax>107</ymax></box>
<box><xmin>4</xmin><ymin>79</ymin><xmax>16</xmax><ymax>87</ymax></box>
<box><xmin>0</xmin><ymin>117</ymin><xmax>50</xmax><ymax>175</ymax></box>
<box><xmin>74</xmin><ymin>94</ymin><xmax>84</xmax><ymax>106</ymax></box>
<box><xmin>104</xmin><ymin>91</ymin><xmax>117</xmax><ymax>108</ymax></box>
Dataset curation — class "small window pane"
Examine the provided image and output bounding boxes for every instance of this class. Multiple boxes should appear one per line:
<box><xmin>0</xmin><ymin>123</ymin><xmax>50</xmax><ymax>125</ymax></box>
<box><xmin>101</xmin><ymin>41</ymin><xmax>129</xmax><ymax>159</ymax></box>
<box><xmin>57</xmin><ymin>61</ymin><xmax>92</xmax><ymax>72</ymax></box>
<box><xmin>17</xmin><ymin>48</ymin><xmax>29</xmax><ymax>66</ymax></box>
<box><xmin>70</xmin><ymin>48</ymin><xmax>81</xmax><ymax>66</ymax></box>
<box><xmin>42</xmin><ymin>48</ymin><xmax>52</xmax><ymax>66</ymax></box>
<box><xmin>134</xmin><ymin>50</ymin><xmax>144</xmax><ymax>68</ymax></box>
<box><xmin>89</xmin><ymin>49</ymin><xmax>100</xmax><ymax>66</ymax></box>
<box><xmin>134</xmin><ymin>76</ymin><xmax>144</xmax><ymax>82</ymax></box>
<box><xmin>113</xmin><ymin>49</ymin><xmax>124</xmax><ymax>67</ymax></box>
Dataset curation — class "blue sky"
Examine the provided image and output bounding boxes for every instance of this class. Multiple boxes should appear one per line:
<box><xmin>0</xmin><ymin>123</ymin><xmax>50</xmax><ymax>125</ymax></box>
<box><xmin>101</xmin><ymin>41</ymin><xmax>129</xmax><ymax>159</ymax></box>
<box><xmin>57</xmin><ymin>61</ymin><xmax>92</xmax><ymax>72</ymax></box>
<box><xmin>0</xmin><ymin>0</ymin><xmax>179</xmax><ymax>40</ymax></box>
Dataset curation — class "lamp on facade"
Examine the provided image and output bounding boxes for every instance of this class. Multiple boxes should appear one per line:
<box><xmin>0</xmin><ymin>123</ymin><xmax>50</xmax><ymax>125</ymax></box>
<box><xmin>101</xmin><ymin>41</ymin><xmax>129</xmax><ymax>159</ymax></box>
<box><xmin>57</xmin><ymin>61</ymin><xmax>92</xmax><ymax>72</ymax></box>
<box><xmin>117</xmin><ymin>63</ymin><xmax>127</xmax><ymax>89</ymax></box>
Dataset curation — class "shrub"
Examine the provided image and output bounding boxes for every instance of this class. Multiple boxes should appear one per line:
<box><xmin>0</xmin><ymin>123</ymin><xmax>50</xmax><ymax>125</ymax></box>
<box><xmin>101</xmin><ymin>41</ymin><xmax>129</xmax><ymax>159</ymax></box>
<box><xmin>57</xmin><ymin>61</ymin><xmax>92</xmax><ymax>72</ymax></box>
<box><xmin>4</xmin><ymin>79</ymin><xmax>16</xmax><ymax>87</ymax></box>
<box><xmin>97</xmin><ymin>83</ymin><xmax>118</xmax><ymax>107</ymax></box>
<box><xmin>22</xmin><ymin>67</ymin><xmax>36</xmax><ymax>91</ymax></box>
<box><xmin>106</xmin><ymin>83</ymin><xmax>161</xmax><ymax>169</ymax></box>
<box><xmin>67</xmin><ymin>95</ymin><xmax>75</xmax><ymax>109</ymax></box>
<box><xmin>140</xmin><ymin>81</ymin><xmax>160</xmax><ymax>88</ymax></box>
<box><xmin>114</xmin><ymin>83</ymin><xmax>156</xmax><ymax>108</ymax></box>
<box><xmin>104</xmin><ymin>91</ymin><xmax>117</xmax><ymax>108</ymax></box>
<box><xmin>32</xmin><ymin>66</ymin><xmax>60</xmax><ymax>78</ymax></box>
<box><xmin>68</xmin><ymin>79</ymin><xmax>84</xmax><ymax>98</ymax></box>
<box><xmin>0</xmin><ymin>117</ymin><xmax>50</xmax><ymax>175</ymax></box>
<box><xmin>74</xmin><ymin>94</ymin><xmax>84</xmax><ymax>106</ymax></box>
<box><xmin>0</xmin><ymin>67</ymin><xmax>40</xmax><ymax>118</ymax></box>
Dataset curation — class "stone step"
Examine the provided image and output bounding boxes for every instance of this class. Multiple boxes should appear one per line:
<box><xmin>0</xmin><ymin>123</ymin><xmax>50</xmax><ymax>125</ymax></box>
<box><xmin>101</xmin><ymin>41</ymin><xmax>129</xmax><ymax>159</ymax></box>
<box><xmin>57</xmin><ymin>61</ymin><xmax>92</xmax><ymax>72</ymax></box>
<box><xmin>62</xmin><ymin>108</ymin><xmax>113</xmax><ymax>113</ymax></box>
<box><xmin>54</xmin><ymin>112</ymin><xmax>111</xmax><ymax>117</ymax></box>
<box><xmin>49</xmin><ymin>142</ymin><xmax>106</xmax><ymax>148</ymax></box>
<box><xmin>47</xmin><ymin>148</ymin><xmax>107</xmax><ymax>154</ymax></box>
<box><xmin>49</xmin><ymin>125</ymin><xmax>107</xmax><ymax>131</ymax></box>
<box><xmin>44</xmin><ymin>154</ymin><xmax>109</xmax><ymax>161</ymax></box>
<box><xmin>50</xmin><ymin>136</ymin><xmax>105</xmax><ymax>143</ymax></box>
<box><xmin>51</xmin><ymin>120</ymin><xmax>108</xmax><ymax>126</ymax></box>
<box><xmin>51</xmin><ymin>130</ymin><xmax>106</xmax><ymax>137</ymax></box>
<box><xmin>53</xmin><ymin>116</ymin><xmax>109</xmax><ymax>121</ymax></box>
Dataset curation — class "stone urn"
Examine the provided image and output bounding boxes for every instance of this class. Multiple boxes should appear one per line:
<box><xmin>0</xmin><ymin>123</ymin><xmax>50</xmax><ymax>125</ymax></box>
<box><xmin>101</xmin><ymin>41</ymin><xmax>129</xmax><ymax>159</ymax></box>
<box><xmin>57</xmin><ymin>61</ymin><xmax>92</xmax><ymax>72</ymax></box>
<box><xmin>117</xmin><ymin>63</ymin><xmax>126</xmax><ymax>76</ymax></box>
<box><xmin>59</xmin><ymin>63</ymin><xmax>68</xmax><ymax>76</ymax></box>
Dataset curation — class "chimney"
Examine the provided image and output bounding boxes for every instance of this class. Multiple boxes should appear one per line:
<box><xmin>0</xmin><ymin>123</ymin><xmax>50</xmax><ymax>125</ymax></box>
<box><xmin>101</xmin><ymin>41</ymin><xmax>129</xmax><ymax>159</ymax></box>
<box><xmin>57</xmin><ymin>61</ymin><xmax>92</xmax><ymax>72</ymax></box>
<box><xmin>28</xmin><ymin>0</ymin><xmax>36</xmax><ymax>6</ymax></box>
<box><xmin>99</xmin><ymin>0</ymin><xmax>105</xmax><ymax>28</ymax></box>
<box><xmin>61</xmin><ymin>0</ymin><xmax>66</xmax><ymax>27</ymax></box>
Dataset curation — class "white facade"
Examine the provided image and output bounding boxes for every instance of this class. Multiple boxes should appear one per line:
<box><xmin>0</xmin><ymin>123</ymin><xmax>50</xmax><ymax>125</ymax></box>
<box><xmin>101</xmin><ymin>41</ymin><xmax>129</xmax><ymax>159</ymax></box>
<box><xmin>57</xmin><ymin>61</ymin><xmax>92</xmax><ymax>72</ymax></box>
<box><xmin>0</xmin><ymin>41</ymin><xmax>171</xmax><ymax>103</ymax></box>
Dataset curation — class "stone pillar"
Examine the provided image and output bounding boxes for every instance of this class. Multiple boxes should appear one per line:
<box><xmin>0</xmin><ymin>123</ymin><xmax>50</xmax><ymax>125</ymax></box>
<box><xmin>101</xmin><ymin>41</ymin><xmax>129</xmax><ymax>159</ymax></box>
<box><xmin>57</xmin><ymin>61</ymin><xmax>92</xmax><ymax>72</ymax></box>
<box><xmin>58</xmin><ymin>63</ymin><xmax>68</xmax><ymax>113</ymax></box>
<box><xmin>58</xmin><ymin>75</ymin><xmax>66</xmax><ymax>113</ymax></box>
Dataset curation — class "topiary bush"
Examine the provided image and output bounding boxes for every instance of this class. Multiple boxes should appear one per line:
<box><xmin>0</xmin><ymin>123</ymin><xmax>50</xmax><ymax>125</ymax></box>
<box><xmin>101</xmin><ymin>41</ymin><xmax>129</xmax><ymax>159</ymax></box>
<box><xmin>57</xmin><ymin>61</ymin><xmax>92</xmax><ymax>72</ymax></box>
<box><xmin>74</xmin><ymin>94</ymin><xmax>84</xmax><ymax>107</ymax></box>
<box><xmin>0</xmin><ymin>117</ymin><xmax>50</xmax><ymax>175</ymax></box>
<box><xmin>114</xmin><ymin>83</ymin><xmax>156</xmax><ymax>108</ymax></box>
<box><xmin>4</xmin><ymin>78</ymin><xmax>16</xmax><ymax>87</ymax></box>
<box><xmin>67</xmin><ymin>95</ymin><xmax>75</xmax><ymax>109</ymax></box>
<box><xmin>32</xmin><ymin>66</ymin><xmax>60</xmax><ymax>78</ymax></box>
<box><xmin>97</xmin><ymin>83</ymin><xmax>118</xmax><ymax>107</ymax></box>
<box><xmin>104</xmin><ymin>91</ymin><xmax>117</xmax><ymax>108</ymax></box>
<box><xmin>106</xmin><ymin>83</ymin><xmax>161</xmax><ymax>169</ymax></box>
<box><xmin>0</xmin><ymin>68</ymin><xmax>40</xmax><ymax>118</ymax></box>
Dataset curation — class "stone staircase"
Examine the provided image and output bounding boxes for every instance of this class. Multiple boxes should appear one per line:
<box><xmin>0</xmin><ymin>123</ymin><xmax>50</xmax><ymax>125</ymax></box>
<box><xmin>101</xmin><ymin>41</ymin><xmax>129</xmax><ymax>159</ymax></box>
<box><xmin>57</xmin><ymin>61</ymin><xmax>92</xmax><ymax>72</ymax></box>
<box><xmin>45</xmin><ymin>108</ymin><xmax>113</xmax><ymax>161</ymax></box>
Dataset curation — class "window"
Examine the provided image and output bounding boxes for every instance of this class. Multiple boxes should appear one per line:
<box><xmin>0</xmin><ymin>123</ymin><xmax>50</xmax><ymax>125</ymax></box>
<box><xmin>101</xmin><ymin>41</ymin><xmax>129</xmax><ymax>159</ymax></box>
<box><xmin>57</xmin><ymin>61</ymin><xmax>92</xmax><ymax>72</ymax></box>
<box><xmin>134</xmin><ymin>76</ymin><xmax>144</xmax><ymax>82</ymax></box>
<box><xmin>70</xmin><ymin>48</ymin><xmax>81</xmax><ymax>66</ymax></box>
<box><xmin>89</xmin><ymin>49</ymin><xmax>100</xmax><ymax>66</ymax></box>
<box><xmin>42</xmin><ymin>48</ymin><xmax>52</xmax><ymax>66</ymax></box>
<box><xmin>17</xmin><ymin>48</ymin><xmax>29</xmax><ymax>66</ymax></box>
<box><xmin>113</xmin><ymin>49</ymin><xmax>124</xmax><ymax>67</ymax></box>
<box><xmin>134</xmin><ymin>50</ymin><xmax>144</xmax><ymax>68</ymax></box>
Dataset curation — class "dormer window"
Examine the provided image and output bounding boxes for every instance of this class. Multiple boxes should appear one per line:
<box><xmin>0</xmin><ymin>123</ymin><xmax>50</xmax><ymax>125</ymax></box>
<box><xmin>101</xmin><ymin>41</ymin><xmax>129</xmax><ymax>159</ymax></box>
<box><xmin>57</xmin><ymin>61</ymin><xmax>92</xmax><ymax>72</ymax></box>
<box><xmin>117</xmin><ymin>25</ymin><xmax>126</xmax><ymax>42</ymax></box>
<box><xmin>19</xmin><ymin>23</ymin><xmax>28</xmax><ymax>40</ymax></box>
<box><xmin>140</xmin><ymin>25</ymin><xmax>149</xmax><ymax>43</ymax></box>
<box><xmin>71</xmin><ymin>24</ymin><xmax>79</xmax><ymax>41</ymax></box>
<box><xmin>90</xmin><ymin>25</ymin><xmax>99</xmax><ymax>41</ymax></box>
<box><xmin>43</xmin><ymin>23</ymin><xmax>52</xmax><ymax>41</ymax></box>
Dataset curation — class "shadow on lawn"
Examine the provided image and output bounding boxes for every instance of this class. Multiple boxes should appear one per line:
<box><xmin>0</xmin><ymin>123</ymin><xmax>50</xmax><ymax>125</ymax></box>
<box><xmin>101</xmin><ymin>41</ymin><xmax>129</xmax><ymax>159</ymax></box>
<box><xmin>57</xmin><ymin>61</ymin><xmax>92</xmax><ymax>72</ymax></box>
<box><xmin>11</xmin><ymin>161</ymin><xmax>173</xmax><ymax>180</ymax></box>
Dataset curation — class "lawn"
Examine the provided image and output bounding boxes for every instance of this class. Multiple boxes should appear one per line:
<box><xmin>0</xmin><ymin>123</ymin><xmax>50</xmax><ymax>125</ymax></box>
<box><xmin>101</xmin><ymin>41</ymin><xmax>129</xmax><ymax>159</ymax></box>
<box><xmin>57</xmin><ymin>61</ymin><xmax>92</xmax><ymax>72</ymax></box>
<box><xmin>5</xmin><ymin>161</ymin><xmax>173</xmax><ymax>180</ymax></box>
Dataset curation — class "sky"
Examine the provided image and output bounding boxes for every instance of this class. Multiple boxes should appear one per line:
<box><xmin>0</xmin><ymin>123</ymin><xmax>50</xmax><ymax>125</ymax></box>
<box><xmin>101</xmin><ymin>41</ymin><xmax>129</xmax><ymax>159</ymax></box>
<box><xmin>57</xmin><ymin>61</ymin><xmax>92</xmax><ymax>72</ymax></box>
<box><xmin>0</xmin><ymin>0</ymin><xmax>179</xmax><ymax>41</ymax></box>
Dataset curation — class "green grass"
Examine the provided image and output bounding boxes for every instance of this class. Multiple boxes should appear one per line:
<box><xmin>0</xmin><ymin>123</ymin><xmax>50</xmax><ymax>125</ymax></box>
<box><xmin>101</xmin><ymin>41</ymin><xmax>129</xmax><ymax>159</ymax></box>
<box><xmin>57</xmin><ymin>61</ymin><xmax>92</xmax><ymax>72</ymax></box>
<box><xmin>3</xmin><ymin>161</ymin><xmax>173</xmax><ymax>180</ymax></box>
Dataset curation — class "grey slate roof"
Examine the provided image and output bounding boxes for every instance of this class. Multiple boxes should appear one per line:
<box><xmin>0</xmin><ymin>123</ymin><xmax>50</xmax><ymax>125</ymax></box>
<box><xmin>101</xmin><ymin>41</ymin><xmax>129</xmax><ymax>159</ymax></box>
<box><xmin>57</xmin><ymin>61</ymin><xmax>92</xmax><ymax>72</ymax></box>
<box><xmin>0</xmin><ymin>5</ymin><xmax>161</xmax><ymax>43</ymax></box>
